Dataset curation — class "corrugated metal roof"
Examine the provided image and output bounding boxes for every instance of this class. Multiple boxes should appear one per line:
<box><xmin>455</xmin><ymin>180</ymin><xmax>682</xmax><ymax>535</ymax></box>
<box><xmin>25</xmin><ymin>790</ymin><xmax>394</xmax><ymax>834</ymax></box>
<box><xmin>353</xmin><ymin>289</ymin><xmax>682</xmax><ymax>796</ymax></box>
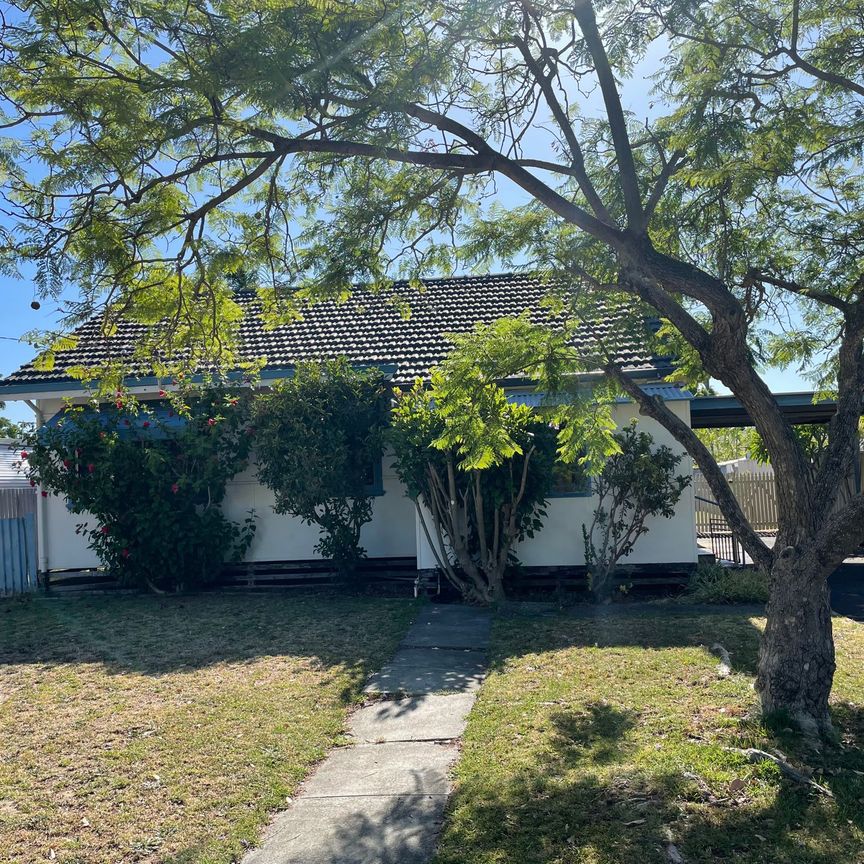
<box><xmin>0</xmin><ymin>440</ymin><xmax>31</xmax><ymax>488</ymax></box>
<box><xmin>507</xmin><ymin>382</ymin><xmax>691</xmax><ymax>408</ymax></box>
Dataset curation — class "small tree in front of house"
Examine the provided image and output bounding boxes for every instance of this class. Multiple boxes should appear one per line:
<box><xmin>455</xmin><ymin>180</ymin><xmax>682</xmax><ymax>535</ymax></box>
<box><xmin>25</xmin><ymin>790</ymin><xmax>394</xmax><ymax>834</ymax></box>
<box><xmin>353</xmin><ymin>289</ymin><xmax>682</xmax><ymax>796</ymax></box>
<box><xmin>583</xmin><ymin>424</ymin><xmax>690</xmax><ymax>603</ymax></box>
<box><xmin>252</xmin><ymin>359</ymin><xmax>387</xmax><ymax>578</ymax></box>
<box><xmin>21</xmin><ymin>385</ymin><xmax>256</xmax><ymax>592</ymax></box>
<box><xmin>391</xmin><ymin>380</ymin><xmax>557</xmax><ymax>604</ymax></box>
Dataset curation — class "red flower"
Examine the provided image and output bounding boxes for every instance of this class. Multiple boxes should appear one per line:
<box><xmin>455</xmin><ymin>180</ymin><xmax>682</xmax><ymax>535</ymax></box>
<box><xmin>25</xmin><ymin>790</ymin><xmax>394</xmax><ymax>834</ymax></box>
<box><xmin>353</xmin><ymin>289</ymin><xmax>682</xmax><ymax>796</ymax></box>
<box><xmin>142</xmin><ymin>421</ymin><xmax>150</xmax><ymax>428</ymax></box>
<box><xmin>62</xmin><ymin>459</ymin><xmax>71</xmax><ymax>468</ymax></box>
<box><xmin>171</xmin><ymin>482</ymin><xmax>179</xmax><ymax>494</ymax></box>
<box><xmin>121</xmin><ymin>548</ymin><xmax>130</xmax><ymax>559</ymax></box>
<box><xmin>100</xmin><ymin>525</ymin><xmax>109</xmax><ymax>535</ymax></box>
<box><xmin>207</xmin><ymin>418</ymin><xmax>216</xmax><ymax>427</ymax></box>
<box><xmin>20</xmin><ymin>451</ymin><xmax>28</xmax><ymax>460</ymax></box>
<box><xmin>158</xmin><ymin>389</ymin><xmax>167</xmax><ymax>397</ymax></box>
<box><xmin>87</xmin><ymin>463</ymin><xmax>95</xmax><ymax>474</ymax></box>
<box><xmin>40</xmin><ymin>490</ymin><xmax>48</xmax><ymax>498</ymax></box>
<box><xmin>115</xmin><ymin>401</ymin><xmax>123</xmax><ymax>409</ymax></box>
<box><xmin>29</xmin><ymin>479</ymin><xmax>35</xmax><ymax>487</ymax></box>
<box><xmin>124</xmin><ymin>419</ymin><xmax>131</xmax><ymax>427</ymax></box>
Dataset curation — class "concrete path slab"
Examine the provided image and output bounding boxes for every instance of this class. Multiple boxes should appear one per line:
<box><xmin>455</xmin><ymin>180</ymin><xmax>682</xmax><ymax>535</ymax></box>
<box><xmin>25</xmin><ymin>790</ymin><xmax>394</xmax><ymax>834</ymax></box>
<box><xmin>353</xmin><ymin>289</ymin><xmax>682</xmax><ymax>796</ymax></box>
<box><xmin>349</xmin><ymin>693</ymin><xmax>475</xmax><ymax>743</ymax></box>
<box><xmin>401</xmin><ymin>606</ymin><xmax>491</xmax><ymax>650</ymax></box>
<box><xmin>242</xmin><ymin>604</ymin><xmax>491</xmax><ymax>864</ymax></box>
<box><xmin>364</xmin><ymin>647</ymin><xmax>487</xmax><ymax>695</ymax></box>
<box><xmin>301</xmin><ymin>742</ymin><xmax>457</xmax><ymax>797</ymax></box>
<box><xmin>243</xmin><ymin>794</ymin><xmax>448</xmax><ymax>864</ymax></box>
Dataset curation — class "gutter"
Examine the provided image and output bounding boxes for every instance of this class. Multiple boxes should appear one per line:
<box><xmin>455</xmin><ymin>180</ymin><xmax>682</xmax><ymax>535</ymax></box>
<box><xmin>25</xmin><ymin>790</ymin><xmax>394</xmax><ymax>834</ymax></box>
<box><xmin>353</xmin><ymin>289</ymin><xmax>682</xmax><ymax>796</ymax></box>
<box><xmin>24</xmin><ymin>399</ymin><xmax>48</xmax><ymax>578</ymax></box>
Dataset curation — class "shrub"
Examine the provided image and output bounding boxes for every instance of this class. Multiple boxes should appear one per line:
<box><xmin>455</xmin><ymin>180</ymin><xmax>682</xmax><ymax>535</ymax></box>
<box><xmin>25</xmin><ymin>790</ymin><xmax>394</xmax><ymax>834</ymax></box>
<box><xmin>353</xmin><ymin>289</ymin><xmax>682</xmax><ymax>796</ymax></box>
<box><xmin>252</xmin><ymin>359</ymin><xmax>387</xmax><ymax>578</ymax></box>
<box><xmin>583</xmin><ymin>424</ymin><xmax>690</xmax><ymax>603</ymax></box>
<box><xmin>21</xmin><ymin>386</ymin><xmax>256</xmax><ymax>591</ymax></box>
<box><xmin>683</xmin><ymin>562</ymin><xmax>770</xmax><ymax>604</ymax></box>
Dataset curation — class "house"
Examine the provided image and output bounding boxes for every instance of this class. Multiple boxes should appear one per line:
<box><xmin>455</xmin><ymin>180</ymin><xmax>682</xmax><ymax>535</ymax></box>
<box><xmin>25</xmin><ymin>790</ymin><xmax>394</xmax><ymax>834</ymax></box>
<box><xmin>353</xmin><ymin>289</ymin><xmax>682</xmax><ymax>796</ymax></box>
<box><xmin>0</xmin><ymin>273</ymin><xmax>698</xmax><ymax>584</ymax></box>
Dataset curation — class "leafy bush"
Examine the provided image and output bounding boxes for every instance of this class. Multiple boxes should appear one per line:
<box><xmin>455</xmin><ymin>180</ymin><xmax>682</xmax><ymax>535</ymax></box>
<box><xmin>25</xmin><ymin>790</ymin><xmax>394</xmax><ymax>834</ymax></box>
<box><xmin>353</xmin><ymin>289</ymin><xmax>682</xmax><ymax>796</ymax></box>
<box><xmin>21</xmin><ymin>386</ymin><xmax>256</xmax><ymax>591</ymax></box>
<box><xmin>683</xmin><ymin>562</ymin><xmax>770</xmax><ymax>604</ymax></box>
<box><xmin>584</xmin><ymin>424</ymin><xmax>690</xmax><ymax>603</ymax></box>
<box><xmin>252</xmin><ymin>359</ymin><xmax>387</xmax><ymax>577</ymax></box>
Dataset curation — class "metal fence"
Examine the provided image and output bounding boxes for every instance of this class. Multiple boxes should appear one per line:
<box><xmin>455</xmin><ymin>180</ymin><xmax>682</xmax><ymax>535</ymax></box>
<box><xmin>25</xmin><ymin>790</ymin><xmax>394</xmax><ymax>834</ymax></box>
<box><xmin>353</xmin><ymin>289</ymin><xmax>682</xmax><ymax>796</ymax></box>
<box><xmin>0</xmin><ymin>487</ymin><xmax>38</xmax><ymax>595</ymax></box>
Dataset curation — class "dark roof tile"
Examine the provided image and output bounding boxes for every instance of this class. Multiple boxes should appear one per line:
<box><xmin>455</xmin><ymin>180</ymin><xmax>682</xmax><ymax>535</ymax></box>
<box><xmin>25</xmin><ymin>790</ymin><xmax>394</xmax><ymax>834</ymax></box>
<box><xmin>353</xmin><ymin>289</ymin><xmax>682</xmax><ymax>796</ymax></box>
<box><xmin>1</xmin><ymin>273</ymin><xmax>669</xmax><ymax>387</ymax></box>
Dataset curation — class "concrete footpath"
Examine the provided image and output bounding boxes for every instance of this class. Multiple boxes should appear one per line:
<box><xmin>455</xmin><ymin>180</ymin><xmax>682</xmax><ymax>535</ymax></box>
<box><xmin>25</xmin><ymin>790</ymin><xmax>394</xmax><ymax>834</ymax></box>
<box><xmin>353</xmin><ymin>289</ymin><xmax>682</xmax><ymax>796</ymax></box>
<box><xmin>242</xmin><ymin>604</ymin><xmax>491</xmax><ymax>864</ymax></box>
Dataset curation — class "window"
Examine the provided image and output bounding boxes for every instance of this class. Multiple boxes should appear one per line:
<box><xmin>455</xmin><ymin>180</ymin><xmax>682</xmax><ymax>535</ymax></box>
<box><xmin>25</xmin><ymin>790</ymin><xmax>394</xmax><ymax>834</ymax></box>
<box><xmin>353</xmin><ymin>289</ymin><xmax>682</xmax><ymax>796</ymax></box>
<box><xmin>549</xmin><ymin>461</ymin><xmax>591</xmax><ymax>498</ymax></box>
<box><xmin>361</xmin><ymin>455</ymin><xmax>384</xmax><ymax>496</ymax></box>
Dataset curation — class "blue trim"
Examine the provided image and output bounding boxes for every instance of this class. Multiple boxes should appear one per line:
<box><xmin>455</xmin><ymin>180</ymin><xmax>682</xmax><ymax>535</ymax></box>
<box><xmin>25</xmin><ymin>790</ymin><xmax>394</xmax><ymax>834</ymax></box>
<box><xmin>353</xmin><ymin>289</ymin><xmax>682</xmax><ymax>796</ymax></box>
<box><xmin>43</xmin><ymin>404</ymin><xmax>187</xmax><ymax>440</ymax></box>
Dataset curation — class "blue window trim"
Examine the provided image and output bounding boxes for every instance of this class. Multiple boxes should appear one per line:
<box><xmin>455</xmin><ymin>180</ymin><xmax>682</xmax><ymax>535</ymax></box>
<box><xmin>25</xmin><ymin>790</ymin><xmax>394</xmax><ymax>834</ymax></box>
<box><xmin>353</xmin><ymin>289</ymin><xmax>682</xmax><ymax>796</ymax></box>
<box><xmin>363</xmin><ymin>456</ymin><xmax>385</xmax><ymax>497</ymax></box>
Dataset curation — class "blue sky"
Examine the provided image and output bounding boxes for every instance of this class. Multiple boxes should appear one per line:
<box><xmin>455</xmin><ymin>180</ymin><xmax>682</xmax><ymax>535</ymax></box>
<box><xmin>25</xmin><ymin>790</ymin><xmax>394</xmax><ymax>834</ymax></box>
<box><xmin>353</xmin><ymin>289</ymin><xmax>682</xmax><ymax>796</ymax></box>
<box><xmin>0</xmin><ymin>31</ymin><xmax>817</xmax><ymax>425</ymax></box>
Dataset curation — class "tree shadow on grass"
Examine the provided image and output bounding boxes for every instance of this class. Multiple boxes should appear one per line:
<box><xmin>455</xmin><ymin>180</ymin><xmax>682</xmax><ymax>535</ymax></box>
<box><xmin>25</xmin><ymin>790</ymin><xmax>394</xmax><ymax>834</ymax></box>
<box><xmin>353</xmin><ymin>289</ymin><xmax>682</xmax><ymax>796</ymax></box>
<box><xmin>433</xmin><ymin>700</ymin><xmax>864</xmax><ymax>864</ymax></box>
<box><xmin>492</xmin><ymin>605</ymin><xmax>764</xmax><ymax>676</ymax></box>
<box><xmin>0</xmin><ymin>592</ymin><xmax>414</xmax><ymax>679</ymax></box>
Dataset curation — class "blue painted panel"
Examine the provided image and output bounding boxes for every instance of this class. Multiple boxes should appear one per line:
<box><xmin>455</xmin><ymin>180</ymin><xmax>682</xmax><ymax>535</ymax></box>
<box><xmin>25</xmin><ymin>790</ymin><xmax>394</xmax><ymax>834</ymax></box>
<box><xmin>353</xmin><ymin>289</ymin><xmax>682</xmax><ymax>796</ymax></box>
<box><xmin>0</xmin><ymin>513</ymin><xmax>36</xmax><ymax>595</ymax></box>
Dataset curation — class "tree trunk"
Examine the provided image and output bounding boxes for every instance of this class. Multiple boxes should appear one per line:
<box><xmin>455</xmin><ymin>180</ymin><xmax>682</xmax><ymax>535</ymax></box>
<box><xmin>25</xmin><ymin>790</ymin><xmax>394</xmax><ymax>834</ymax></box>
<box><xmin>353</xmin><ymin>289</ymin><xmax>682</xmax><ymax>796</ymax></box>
<box><xmin>757</xmin><ymin>553</ymin><xmax>836</xmax><ymax>736</ymax></box>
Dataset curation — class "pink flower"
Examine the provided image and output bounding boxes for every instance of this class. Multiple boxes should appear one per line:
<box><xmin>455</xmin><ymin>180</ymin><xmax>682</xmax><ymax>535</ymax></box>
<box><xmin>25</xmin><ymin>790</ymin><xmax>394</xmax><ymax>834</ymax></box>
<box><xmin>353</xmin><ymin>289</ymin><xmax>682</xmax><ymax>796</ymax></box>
<box><xmin>207</xmin><ymin>418</ymin><xmax>216</xmax><ymax>427</ymax></box>
<box><xmin>115</xmin><ymin>401</ymin><xmax>123</xmax><ymax>409</ymax></box>
<box><xmin>100</xmin><ymin>525</ymin><xmax>109</xmax><ymax>536</ymax></box>
<box><xmin>99</xmin><ymin>432</ymin><xmax>107</xmax><ymax>440</ymax></box>
<box><xmin>62</xmin><ymin>459</ymin><xmax>71</xmax><ymax>468</ymax></box>
<box><xmin>20</xmin><ymin>451</ymin><xmax>28</xmax><ymax>460</ymax></box>
<box><xmin>87</xmin><ymin>463</ymin><xmax>95</xmax><ymax>474</ymax></box>
<box><xmin>40</xmin><ymin>490</ymin><xmax>48</xmax><ymax>498</ymax></box>
<box><xmin>171</xmin><ymin>482</ymin><xmax>179</xmax><ymax>494</ymax></box>
<box><xmin>142</xmin><ymin>421</ymin><xmax>150</xmax><ymax>429</ymax></box>
<box><xmin>158</xmin><ymin>389</ymin><xmax>167</xmax><ymax>397</ymax></box>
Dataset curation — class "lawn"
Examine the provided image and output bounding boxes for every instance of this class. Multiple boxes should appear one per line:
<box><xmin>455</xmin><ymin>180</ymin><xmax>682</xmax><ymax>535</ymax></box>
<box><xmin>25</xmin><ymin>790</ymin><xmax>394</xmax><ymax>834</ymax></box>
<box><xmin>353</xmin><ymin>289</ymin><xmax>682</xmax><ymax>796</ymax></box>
<box><xmin>0</xmin><ymin>593</ymin><xmax>414</xmax><ymax>864</ymax></box>
<box><xmin>435</xmin><ymin>610</ymin><xmax>864</xmax><ymax>864</ymax></box>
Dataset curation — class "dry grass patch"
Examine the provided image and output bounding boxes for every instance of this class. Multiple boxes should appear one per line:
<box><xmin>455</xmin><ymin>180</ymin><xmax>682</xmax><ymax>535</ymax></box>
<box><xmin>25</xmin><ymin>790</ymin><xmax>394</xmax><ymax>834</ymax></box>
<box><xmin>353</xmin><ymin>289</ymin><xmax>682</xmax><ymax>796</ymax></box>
<box><xmin>435</xmin><ymin>610</ymin><xmax>864</xmax><ymax>864</ymax></box>
<box><xmin>0</xmin><ymin>593</ymin><xmax>414</xmax><ymax>864</ymax></box>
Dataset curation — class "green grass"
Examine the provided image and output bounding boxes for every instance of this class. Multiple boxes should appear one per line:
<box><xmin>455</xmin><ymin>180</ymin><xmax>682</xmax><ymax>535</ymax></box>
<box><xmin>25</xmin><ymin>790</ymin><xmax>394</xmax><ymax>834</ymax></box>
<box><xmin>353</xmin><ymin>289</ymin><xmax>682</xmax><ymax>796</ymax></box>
<box><xmin>0</xmin><ymin>593</ymin><xmax>415</xmax><ymax>864</ymax></box>
<box><xmin>434</xmin><ymin>611</ymin><xmax>864</xmax><ymax>864</ymax></box>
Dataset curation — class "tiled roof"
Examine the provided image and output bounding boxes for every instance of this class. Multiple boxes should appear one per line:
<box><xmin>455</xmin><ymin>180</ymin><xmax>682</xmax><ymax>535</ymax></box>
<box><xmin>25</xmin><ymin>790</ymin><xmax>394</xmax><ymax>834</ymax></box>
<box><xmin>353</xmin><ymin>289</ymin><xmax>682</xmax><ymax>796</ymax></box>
<box><xmin>1</xmin><ymin>273</ymin><xmax>670</xmax><ymax>389</ymax></box>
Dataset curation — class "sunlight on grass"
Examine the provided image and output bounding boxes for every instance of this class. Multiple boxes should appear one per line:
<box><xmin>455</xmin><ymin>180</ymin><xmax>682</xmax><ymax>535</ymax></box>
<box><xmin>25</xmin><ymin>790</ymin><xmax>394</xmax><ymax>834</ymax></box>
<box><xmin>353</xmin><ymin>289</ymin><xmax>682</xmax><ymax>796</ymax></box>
<box><xmin>435</xmin><ymin>612</ymin><xmax>864</xmax><ymax>864</ymax></box>
<box><xmin>0</xmin><ymin>594</ymin><xmax>414</xmax><ymax>864</ymax></box>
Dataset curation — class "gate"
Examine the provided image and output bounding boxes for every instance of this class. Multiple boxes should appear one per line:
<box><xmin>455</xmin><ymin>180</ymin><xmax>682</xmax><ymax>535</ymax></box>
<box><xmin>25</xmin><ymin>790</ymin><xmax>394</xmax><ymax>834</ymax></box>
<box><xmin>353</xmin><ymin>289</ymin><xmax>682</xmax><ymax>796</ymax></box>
<box><xmin>0</xmin><ymin>488</ymin><xmax>38</xmax><ymax>595</ymax></box>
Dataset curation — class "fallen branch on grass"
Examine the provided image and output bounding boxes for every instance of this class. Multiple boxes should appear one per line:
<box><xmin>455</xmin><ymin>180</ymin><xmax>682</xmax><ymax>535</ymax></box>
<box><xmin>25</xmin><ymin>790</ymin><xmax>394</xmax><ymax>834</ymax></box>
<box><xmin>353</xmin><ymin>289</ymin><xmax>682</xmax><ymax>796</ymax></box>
<box><xmin>729</xmin><ymin>747</ymin><xmax>834</xmax><ymax>797</ymax></box>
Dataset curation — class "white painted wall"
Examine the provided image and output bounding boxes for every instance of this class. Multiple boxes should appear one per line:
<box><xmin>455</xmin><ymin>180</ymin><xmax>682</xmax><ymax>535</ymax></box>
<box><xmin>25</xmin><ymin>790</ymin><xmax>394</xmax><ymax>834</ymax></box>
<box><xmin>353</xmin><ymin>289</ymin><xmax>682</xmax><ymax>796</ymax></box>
<box><xmin>34</xmin><ymin>395</ymin><xmax>695</xmax><ymax>571</ymax></box>
<box><xmin>415</xmin><ymin>400</ymin><xmax>697</xmax><ymax>569</ymax></box>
